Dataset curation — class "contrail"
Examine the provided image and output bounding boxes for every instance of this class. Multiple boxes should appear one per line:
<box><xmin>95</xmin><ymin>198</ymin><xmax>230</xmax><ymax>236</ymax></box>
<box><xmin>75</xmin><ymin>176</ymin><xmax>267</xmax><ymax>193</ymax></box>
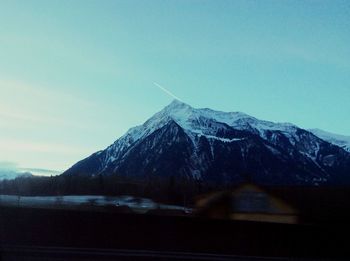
<box><xmin>153</xmin><ymin>82</ymin><xmax>182</xmax><ymax>101</ymax></box>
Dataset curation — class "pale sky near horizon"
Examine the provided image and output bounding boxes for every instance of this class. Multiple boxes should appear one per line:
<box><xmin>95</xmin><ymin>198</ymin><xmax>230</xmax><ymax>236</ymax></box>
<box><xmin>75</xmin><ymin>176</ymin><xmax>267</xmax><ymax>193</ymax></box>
<box><xmin>0</xmin><ymin>0</ymin><xmax>349</xmax><ymax>172</ymax></box>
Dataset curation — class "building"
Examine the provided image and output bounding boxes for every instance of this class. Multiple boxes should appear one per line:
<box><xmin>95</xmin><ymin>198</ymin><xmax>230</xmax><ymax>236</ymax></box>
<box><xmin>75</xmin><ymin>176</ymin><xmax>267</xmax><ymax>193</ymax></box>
<box><xmin>195</xmin><ymin>183</ymin><xmax>299</xmax><ymax>224</ymax></box>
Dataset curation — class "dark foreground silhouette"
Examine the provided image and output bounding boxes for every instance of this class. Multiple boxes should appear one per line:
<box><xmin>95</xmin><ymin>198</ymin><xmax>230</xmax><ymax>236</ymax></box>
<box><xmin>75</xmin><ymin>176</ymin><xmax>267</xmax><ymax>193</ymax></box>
<box><xmin>1</xmin><ymin>206</ymin><xmax>349</xmax><ymax>260</ymax></box>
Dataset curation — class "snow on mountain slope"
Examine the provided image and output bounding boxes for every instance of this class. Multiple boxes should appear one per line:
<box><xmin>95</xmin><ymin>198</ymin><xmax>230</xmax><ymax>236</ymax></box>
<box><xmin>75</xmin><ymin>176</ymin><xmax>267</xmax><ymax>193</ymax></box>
<box><xmin>98</xmin><ymin>100</ymin><xmax>290</xmax><ymax>166</ymax></box>
<box><xmin>126</xmin><ymin>100</ymin><xmax>298</xmax><ymax>143</ymax></box>
<box><xmin>92</xmin><ymin>100</ymin><xmax>348</xmax><ymax>172</ymax></box>
<box><xmin>309</xmin><ymin>129</ymin><xmax>350</xmax><ymax>152</ymax></box>
<box><xmin>63</xmin><ymin>100</ymin><xmax>350</xmax><ymax>186</ymax></box>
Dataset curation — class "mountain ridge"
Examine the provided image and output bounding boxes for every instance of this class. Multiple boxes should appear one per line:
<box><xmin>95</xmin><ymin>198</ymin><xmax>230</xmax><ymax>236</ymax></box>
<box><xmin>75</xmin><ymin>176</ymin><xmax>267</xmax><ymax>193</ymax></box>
<box><xmin>63</xmin><ymin>100</ymin><xmax>350</xmax><ymax>186</ymax></box>
<box><xmin>309</xmin><ymin>128</ymin><xmax>350</xmax><ymax>152</ymax></box>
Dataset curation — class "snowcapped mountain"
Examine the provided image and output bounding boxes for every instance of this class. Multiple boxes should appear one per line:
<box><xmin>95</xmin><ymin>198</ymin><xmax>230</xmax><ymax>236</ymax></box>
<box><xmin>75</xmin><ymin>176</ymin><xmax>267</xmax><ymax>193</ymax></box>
<box><xmin>0</xmin><ymin>167</ymin><xmax>57</xmax><ymax>181</ymax></box>
<box><xmin>309</xmin><ymin>129</ymin><xmax>350</xmax><ymax>153</ymax></box>
<box><xmin>0</xmin><ymin>170</ymin><xmax>32</xmax><ymax>181</ymax></box>
<box><xmin>63</xmin><ymin>100</ymin><xmax>350</xmax><ymax>186</ymax></box>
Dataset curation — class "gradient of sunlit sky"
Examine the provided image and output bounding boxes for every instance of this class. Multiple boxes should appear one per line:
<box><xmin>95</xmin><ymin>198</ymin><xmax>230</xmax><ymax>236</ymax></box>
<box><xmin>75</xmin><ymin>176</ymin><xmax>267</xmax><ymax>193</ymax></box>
<box><xmin>0</xmin><ymin>0</ymin><xmax>349</xmax><ymax>172</ymax></box>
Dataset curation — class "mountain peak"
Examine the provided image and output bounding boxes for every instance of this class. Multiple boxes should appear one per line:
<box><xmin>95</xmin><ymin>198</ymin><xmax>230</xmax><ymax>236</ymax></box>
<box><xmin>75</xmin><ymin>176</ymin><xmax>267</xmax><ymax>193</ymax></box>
<box><xmin>159</xmin><ymin>99</ymin><xmax>195</xmax><ymax>122</ymax></box>
<box><xmin>63</xmin><ymin>101</ymin><xmax>350</xmax><ymax>187</ymax></box>
<box><xmin>166</xmin><ymin>99</ymin><xmax>192</xmax><ymax>110</ymax></box>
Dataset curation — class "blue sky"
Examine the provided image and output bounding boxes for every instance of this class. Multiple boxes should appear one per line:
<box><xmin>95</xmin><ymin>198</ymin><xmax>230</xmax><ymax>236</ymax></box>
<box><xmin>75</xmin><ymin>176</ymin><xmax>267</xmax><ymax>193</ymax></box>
<box><xmin>0</xmin><ymin>0</ymin><xmax>349</xmax><ymax>172</ymax></box>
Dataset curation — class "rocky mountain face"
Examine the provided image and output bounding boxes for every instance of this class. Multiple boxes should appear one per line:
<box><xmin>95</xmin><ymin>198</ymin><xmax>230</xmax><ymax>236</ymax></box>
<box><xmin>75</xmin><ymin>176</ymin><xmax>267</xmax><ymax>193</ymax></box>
<box><xmin>63</xmin><ymin>100</ymin><xmax>350</xmax><ymax>186</ymax></box>
<box><xmin>309</xmin><ymin>128</ymin><xmax>350</xmax><ymax>153</ymax></box>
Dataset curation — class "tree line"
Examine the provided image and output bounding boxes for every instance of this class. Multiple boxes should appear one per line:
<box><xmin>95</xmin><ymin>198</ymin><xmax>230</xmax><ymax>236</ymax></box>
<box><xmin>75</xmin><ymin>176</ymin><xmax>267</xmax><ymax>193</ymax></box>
<box><xmin>0</xmin><ymin>174</ymin><xmax>220</xmax><ymax>205</ymax></box>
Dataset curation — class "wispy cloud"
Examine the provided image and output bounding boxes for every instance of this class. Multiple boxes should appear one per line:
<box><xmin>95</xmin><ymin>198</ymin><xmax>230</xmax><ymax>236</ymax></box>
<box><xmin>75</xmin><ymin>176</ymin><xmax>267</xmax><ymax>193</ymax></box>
<box><xmin>0</xmin><ymin>79</ymin><xmax>96</xmax><ymax>129</ymax></box>
<box><xmin>0</xmin><ymin>104</ymin><xmax>67</xmax><ymax>128</ymax></box>
<box><xmin>0</xmin><ymin>78</ymin><xmax>93</xmax><ymax>108</ymax></box>
<box><xmin>0</xmin><ymin>137</ymin><xmax>95</xmax><ymax>171</ymax></box>
<box><xmin>0</xmin><ymin>161</ymin><xmax>18</xmax><ymax>171</ymax></box>
<box><xmin>0</xmin><ymin>79</ymin><xmax>107</xmax><ymax>170</ymax></box>
<box><xmin>0</xmin><ymin>139</ymin><xmax>91</xmax><ymax>155</ymax></box>
<box><xmin>0</xmin><ymin>161</ymin><xmax>61</xmax><ymax>178</ymax></box>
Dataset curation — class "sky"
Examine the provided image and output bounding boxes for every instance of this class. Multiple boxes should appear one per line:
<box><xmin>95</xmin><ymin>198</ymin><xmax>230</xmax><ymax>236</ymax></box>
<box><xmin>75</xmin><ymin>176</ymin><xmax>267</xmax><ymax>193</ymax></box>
<box><xmin>0</xmin><ymin>0</ymin><xmax>349</xmax><ymax>173</ymax></box>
